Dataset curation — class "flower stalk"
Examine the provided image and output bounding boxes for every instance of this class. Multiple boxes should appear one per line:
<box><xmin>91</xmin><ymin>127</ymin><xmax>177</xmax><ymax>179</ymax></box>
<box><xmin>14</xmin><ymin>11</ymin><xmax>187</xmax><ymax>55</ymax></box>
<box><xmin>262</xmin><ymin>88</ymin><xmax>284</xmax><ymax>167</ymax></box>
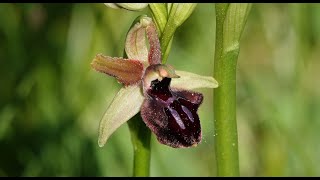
<box><xmin>127</xmin><ymin>114</ymin><xmax>151</xmax><ymax>177</ymax></box>
<box><xmin>213</xmin><ymin>3</ymin><xmax>252</xmax><ymax>176</ymax></box>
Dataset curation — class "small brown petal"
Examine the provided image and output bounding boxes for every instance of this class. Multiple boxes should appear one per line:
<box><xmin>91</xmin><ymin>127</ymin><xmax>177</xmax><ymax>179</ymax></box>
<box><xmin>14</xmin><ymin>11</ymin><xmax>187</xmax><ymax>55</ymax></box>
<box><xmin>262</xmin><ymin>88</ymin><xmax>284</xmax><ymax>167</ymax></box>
<box><xmin>91</xmin><ymin>54</ymin><xmax>144</xmax><ymax>86</ymax></box>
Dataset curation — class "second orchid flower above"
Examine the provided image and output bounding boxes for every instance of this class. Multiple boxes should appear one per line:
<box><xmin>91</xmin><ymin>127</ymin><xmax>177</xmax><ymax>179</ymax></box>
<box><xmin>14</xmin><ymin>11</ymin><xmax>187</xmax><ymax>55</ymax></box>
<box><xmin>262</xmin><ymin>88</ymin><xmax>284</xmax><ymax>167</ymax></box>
<box><xmin>91</xmin><ymin>16</ymin><xmax>218</xmax><ymax>148</ymax></box>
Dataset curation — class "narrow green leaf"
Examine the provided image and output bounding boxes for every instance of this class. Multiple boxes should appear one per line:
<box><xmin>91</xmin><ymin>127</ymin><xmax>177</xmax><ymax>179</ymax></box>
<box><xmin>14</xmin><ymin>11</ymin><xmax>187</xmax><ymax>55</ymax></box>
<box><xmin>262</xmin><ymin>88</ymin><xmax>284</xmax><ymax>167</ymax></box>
<box><xmin>160</xmin><ymin>3</ymin><xmax>197</xmax><ymax>63</ymax></box>
<box><xmin>223</xmin><ymin>3</ymin><xmax>252</xmax><ymax>53</ymax></box>
<box><xmin>169</xmin><ymin>3</ymin><xmax>197</xmax><ymax>27</ymax></box>
<box><xmin>167</xmin><ymin>3</ymin><xmax>173</xmax><ymax>15</ymax></box>
<box><xmin>149</xmin><ymin>3</ymin><xmax>167</xmax><ymax>33</ymax></box>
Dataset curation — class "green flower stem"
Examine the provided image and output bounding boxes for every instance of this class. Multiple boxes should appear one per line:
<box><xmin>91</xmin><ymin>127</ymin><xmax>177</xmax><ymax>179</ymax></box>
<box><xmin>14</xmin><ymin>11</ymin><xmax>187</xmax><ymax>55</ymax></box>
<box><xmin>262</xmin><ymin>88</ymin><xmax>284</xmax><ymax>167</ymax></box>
<box><xmin>127</xmin><ymin>114</ymin><xmax>151</xmax><ymax>177</ymax></box>
<box><xmin>161</xmin><ymin>34</ymin><xmax>174</xmax><ymax>64</ymax></box>
<box><xmin>159</xmin><ymin>11</ymin><xmax>177</xmax><ymax>64</ymax></box>
<box><xmin>213</xmin><ymin>3</ymin><xmax>252</xmax><ymax>176</ymax></box>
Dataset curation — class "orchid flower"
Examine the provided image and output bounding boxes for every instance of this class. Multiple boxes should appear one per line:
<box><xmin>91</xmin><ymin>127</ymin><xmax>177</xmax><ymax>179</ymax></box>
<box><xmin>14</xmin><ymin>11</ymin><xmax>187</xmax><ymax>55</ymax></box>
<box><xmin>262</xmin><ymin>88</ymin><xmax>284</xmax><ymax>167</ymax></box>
<box><xmin>91</xmin><ymin>16</ymin><xmax>218</xmax><ymax>148</ymax></box>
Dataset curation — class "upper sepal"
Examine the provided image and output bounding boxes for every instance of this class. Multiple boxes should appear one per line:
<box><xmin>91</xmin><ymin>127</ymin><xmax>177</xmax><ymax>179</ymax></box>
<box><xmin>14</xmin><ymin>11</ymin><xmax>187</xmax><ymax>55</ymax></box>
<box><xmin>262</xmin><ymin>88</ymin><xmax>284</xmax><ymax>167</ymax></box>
<box><xmin>125</xmin><ymin>16</ymin><xmax>162</xmax><ymax>66</ymax></box>
<box><xmin>125</xmin><ymin>16</ymin><xmax>150</xmax><ymax>63</ymax></box>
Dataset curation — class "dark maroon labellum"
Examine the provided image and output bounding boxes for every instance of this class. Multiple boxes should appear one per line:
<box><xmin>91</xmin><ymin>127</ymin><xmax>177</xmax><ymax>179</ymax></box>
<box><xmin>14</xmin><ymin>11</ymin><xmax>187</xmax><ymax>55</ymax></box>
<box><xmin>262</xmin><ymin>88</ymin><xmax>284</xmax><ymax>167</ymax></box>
<box><xmin>141</xmin><ymin>77</ymin><xmax>203</xmax><ymax>148</ymax></box>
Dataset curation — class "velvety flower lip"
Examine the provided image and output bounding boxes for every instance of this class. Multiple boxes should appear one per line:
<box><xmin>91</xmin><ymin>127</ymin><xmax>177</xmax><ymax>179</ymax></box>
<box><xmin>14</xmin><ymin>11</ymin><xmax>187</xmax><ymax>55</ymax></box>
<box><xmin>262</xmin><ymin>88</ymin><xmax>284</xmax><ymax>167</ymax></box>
<box><xmin>91</xmin><ymin>16</ymin><xmax>218</xmax><ymax>148</ymax></box>
<box><xmin>141</xmin><ymin>74</ymin><xmax>204</xmax><ymax>148</ymax></box>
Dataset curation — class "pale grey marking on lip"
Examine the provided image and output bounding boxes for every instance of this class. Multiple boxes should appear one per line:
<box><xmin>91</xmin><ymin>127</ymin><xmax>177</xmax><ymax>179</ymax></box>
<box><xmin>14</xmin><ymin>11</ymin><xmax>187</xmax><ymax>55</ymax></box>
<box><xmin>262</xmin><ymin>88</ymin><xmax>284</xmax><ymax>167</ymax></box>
<box><xmin>169</xmin><ymin>108</ymin><xmax>186</xmax><ymax>129</ymax></box>
<box><xmin>181</xmin><ymin>105</ymin><xmax>194</xmax><ymax>122</ymax></box>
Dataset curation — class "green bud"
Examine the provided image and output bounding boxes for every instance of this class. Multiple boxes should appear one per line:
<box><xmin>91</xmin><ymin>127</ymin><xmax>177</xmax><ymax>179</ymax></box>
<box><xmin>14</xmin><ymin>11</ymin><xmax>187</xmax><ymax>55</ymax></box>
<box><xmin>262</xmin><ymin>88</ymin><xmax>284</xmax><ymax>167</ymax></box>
<box><xmin>168</xmin><ymin>3</ymin><xmax>197</xmax><ymax>28</ymax></box>
<box><xmin>159</xmin><ymin>3</ymin><xmax>197</xmax><ymax>63</ymax></box>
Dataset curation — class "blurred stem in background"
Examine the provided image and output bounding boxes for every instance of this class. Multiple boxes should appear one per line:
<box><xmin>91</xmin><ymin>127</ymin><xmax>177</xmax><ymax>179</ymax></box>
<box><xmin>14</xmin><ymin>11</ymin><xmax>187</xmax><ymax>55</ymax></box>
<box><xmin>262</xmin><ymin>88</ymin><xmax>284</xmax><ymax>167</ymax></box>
<box><xmin>213</xmin><ymin>3</ymin><xmax>252</xmax><ymax>176</ymax></box>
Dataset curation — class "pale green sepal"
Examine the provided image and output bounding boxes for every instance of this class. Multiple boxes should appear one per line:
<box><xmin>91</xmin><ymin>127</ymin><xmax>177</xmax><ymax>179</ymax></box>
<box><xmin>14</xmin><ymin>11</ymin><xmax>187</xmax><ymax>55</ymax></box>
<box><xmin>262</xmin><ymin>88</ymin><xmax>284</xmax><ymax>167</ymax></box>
<box><xmin>104</xmin><ymin>3</ymin><xmax>120</xmax><ymax>9</ymax></box>
<box><xmin>104</xmin><ymin>3</ymin><xmax>148</xmax><ymax>11</ymax></box>
<box><xmin>171</xmin><ymin>70</ymin><xmax>219</xmax><ymax>90</ymax></box>
<box><xmin>149</xmin><ymin>3</ymin><xmax>167</xmax><ymax>33</ymax></box>
<box><xmin>98</xmin><ymin>85</ymin><xmax>145</xmax><ymax>147</ymax></box>
<box><xmin>117</xmin><ymin>3</ymin><xmax>149</xmax><ymax>11</ymax></box>
<box><xmin>169</xmin><ymin>3</ymin><xmax>197</xmax><ymax>27</ymax></box>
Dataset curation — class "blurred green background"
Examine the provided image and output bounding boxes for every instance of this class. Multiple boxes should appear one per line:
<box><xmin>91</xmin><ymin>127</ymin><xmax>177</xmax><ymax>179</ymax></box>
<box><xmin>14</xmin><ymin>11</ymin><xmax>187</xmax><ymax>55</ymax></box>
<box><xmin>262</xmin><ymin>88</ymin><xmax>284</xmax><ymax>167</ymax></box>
<box><xmin>1</xmin><ymin>3</ymin><xmax>320</xmax><ymax>177</ymax></box>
